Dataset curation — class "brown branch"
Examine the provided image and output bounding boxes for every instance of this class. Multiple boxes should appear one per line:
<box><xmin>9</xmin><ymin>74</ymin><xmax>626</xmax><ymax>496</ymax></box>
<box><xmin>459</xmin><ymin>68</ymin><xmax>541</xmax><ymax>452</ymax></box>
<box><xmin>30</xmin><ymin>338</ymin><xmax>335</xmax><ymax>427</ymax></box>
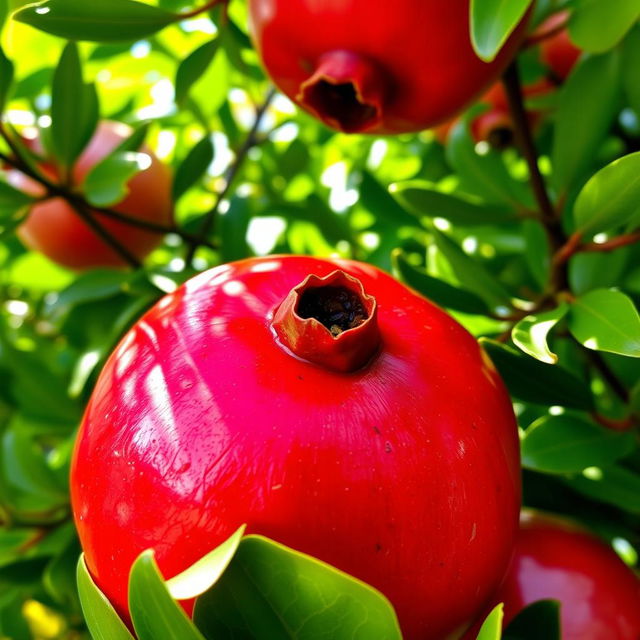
<box><xmin>185</xmin><ymin>87</ymin><xmax>276</xmax><ymax>265</ymax></box>
<box><xmin>502</xmin><ymin>62</ymin><xmax>569</xmax><ymax>294</ymax></box>
<box><xmin>178</xmin><ymin>0</ymin><xmax>226</xmax><ymax>19</ymax></box>
<box><xmin>580</xmin><ymin>232</ymin><xmax>640</xmax><ymax>254</ymax></box>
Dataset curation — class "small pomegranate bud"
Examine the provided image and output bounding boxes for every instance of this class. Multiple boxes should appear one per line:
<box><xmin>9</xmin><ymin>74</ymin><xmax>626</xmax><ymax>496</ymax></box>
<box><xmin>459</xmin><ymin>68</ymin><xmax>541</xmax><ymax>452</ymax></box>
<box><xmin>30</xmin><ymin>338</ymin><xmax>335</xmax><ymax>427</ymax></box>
<box><xmin>271</xmin><ymin>269</ymin><xmax>380</xmax><ymax>372</ymax></box>
<box><xmin>298</xmin><ymin>51</ymin><xmax>387</xmax><ymax>133</ymax></box>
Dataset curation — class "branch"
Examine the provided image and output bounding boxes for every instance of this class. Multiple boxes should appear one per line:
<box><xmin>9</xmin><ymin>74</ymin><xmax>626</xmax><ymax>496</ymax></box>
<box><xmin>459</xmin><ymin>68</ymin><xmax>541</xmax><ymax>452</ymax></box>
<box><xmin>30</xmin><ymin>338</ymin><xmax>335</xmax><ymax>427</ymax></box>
<box><xmin>185</xmin><ymin>87</ymin><xmax>276</xmax><ymax>265</ymax></box>
<box><xmin>179</xmin><ymin>0</ymin><xmax>226</xmax><ymax>20</ymax></box>
<box><xmin>585</xmin><ymin>349</ymin><xmax>630</xmax><ymax>404</ymax></box>
<box><xmin>580</xmin><ymin>231</ymin><xmax>640</xmax><ymax>254</ymax></box>
<box><xmin>502</xmin><ymin>62</ymin><xmax>569</xmax><ymax>293</ymax></box>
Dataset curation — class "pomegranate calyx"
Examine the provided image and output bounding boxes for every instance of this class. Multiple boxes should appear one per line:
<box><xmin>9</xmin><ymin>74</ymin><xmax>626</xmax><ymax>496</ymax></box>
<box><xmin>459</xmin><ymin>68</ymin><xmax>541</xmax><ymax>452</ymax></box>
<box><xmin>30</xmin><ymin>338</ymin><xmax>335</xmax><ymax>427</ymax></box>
<box><xmin>271</xmin><ymin>269</ymin><xmax>380</xmax><ymax>372</ymax></box>
<box><xmin>298</xmin><ymin>51</ymin><xmax>387</xmax><ymax>133</ymax></box>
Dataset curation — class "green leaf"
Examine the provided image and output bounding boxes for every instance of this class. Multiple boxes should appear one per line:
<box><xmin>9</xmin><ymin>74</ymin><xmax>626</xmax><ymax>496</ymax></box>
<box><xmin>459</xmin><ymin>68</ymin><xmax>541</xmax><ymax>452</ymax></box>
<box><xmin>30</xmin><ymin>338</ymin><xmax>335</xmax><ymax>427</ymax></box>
<box><xmin>175</xmin><ymin>39</ymin><xmax>219</xmax><ymax>106</ymax></box>
<box><xmin>480</xmin><ymin>339</ymin><xmax>594</xmax><ymax>410</ymax></box>
<box><xmin>432</xmin><ymin>229</ymin><xmax>512</xmax><ymax>310</ymax></box>
<box><xmin>573</xmin><ymin>152</ymin><xmax>640</xmax><ymax>235</ymax></box>
<box><xmin>569</xmin><ymin>0</ymin><xmax>640</xmax><ymax>53</ymax></box>
<box><xmin>390</xmin><ymin>181</ymin><xmax>514</xmax><ymax>225</ymax></box>
<box><xmin>0</xmin><ymin>44</ymin><xmax>14</xmax><ymax>111</ymax></box>
<box><xmin>392</xmin><ymin>249</ymin><xmax>490</xmax><ymax>315</ymax></box>
<box><xmin>565</xmin><ymin>464</ymin><xmax>640</xmax><ymax>513</ymax></box>
<box><xmin>172</xmin><ymin>136</ymin><xmax>214</xmax><ymax>201</ymax></box>
<box><xmin>512</xmin><ymin>304</ymin><xmax>569</xmax><ymax>364</ymax></box>
<box><xmin>522</xmin><ymin>219</ymin><xmax>551</xmax><ymax>289</ymax></box>
<box><xmin>0</xmin><ymin>0</ymin><xmax>7</xmax><ymax>30</ymax></box>
<box><xmin>77</xmin><ymin>555</ymin><xmax>135</xmax><ymax>640</ymax></box>
<box><xmin>194</xmin><ymin>535</ymin><xmax>402</xmax><ymax>640</ymax></box>
<box><xmin>567</xmin><ymin>289</ymin><xmax>640</xmax><ymax>357</ymax></box>
<box><xmin>50</xmin><ymin>42</ymin><xmax>99</xmax><ymax>169</ymax></box>
<box><xmin>475</xmin><ymin>603</ymin><xmax>504</xmax><ymax>640</ymax></box>
<box><xmin>521</xmin><ymin>415</ymin><xmax>635</xmax><ymax>474</ymax></box>
<box><xmin>359</xmin><ymin>171</ymin><xmax>416</xmax><ymax>228</ymax></box>
<box><xmin>83</xmin><ymin>124</ymin><xmax>151</xmax><ymax>207</ymax></box>
<box><xmin>14</xmin><ymin>0</ymin><xmax>176</xmax><ymax>42</ymax></box>
<box><xmin>470</xmin><ymin>0</ymin><xmax>533</xmax><ymax>62</ymax></box>
<box><xmin>129</xmin><ymin>550</ymin><xmax>206</xmax><ymax>640</ymax></box>
<box><xmin>0</xmin><ymin>181</ymin><xmax>34</xmax><ymax>219</ymax></box>
<box><xmin>622</xmin><ymin>26</ymin><xmax>640</xmax><ymax>113</ymax></box>
<box><xmin>166</xmin><ymin>525</ymin><xmax>245</xmax><ymax>601</ymax></box>
<box><xmin>503</xmin><ymin>600</ymin><xmax>560</xmax><ymax>640</ymax></box>
<box><xmin>54</xmin><ymin>270</ymin><xmax>129</xmax><ymax>309</ymax></box>
<box><xmin>552</xmin><ymin>51</ymin><xmax>622</xmax><ymax>194</ymax></box>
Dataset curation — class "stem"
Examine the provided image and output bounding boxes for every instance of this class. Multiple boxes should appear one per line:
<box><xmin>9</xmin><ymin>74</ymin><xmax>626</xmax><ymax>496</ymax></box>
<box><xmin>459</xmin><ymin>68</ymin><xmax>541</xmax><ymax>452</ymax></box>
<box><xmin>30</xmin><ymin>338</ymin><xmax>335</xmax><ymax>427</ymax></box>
<box><xmin>580</xmin><ymin>232</ymin><xmax>640</xmax><ymax>254</ymax></box>
<box><xmin>185</xmin><ymin>87</ymin><xmax>276</xmax><ymax>265</ymax></box>
<box><xmin>178</xmin><ymin>0</ymin><xmax>225</xmax><ymax>19</ymax></box>
<box><xmin>585</xmin><ymin>349</ymin><xmax>630</xmax><ymax>403</ymax></box>
<box><xmin>502</xmin><ymin>62</ymin><xmax>569</xmax><ymax>293</ymax></box>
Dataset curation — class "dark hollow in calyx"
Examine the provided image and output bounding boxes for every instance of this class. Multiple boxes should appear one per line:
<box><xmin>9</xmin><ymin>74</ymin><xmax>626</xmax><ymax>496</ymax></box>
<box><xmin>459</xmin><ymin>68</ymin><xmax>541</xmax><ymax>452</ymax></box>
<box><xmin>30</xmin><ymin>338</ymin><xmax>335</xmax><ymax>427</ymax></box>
<box><xmin>304</xmin><ymin>81</ymin><xmax>377</xmax><ymax>132</ymax></box>
<box><xmin>297</xmin><ymin>285</ymin><xmax>368</xmax><ymax>336</ymax></box>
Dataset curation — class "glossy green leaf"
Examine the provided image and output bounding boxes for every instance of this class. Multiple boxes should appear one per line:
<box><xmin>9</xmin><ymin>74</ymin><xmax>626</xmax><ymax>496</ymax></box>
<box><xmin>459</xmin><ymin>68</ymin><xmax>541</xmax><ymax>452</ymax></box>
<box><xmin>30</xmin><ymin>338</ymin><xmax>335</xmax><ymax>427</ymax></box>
<box><xmin>77</xmin><ymin>555</ymin><xmax>134</xmax><ymax>640</ymax></box>
<box><xmin>166</xmin><ymin>525</ymin><xmax>245</xmax><ymax>601</ymax></box>
<box><xmin>83</xmin><ymin>124</ymin><xmax>151</xmax><ymax>207</ymax></box>
<box><xmin>0</xmin><ymin>44</ymin><xmax>13</xmax><ymax>111</ymax></box>
<box><xmin>522</xmin><ymin>415</ymin><xmax>635</xmax><ymax>474</ymax></box>
<box><xmin>569</xmin><ymin>0</ymin><xmax>640</xmax><ymax>53</ymax></box>
<box><xmin>573</xmin><ymin>152</ymin><xmax>640</xmax><ymax>235</ymax></box>
<box><xmin>470</xmin><ymin>0</ymin><xmax>533</xmax><ymax>61</ymax></box>
<box><xmin>432</xmin><ymin>229</ymin><xmax>512</xmax><ymax>310</ymax></box>
<box><xmin>552</xmin><ymin>51</ymin><xmax>622</xmax><ymax>194</ymax></box>
<box><xmin>175</xmin><ymin>39</ymin><xmax>219</xmax><ymax>106</ymax></box>
<box><xmin>50</xmin><ymin>43</ymin><xmax>99</xmax><ymax>169</ymax></box>
<box><xmin>54</xmin><ymin>270</ymin><xmax>129</xmax><ymax>309</ymax></box>
<box><xmin>172</xmin><ymin>135</ymin><xmax>214</xmax><ymax>201</ymax></box>
<box><xmin>567</xmin><ymin>289</ymin><xmax>640</xmax><ymax>357</ymax></box>
<box><xmin>565</xmin><ymin>465</ymin><xmax>640</xmax><ymax>513</ymax></box>
<box><xmin>14</xmin><ymin>0</ymin><xmax>176</xmax><ymax>42</ymax></box>
<box><xmin>392</xmin><ymin>249</ymin><xmax>490</xmax><ymax>315</ymax></box>
<box><xmin>359</xmin><ymin>171</ymin><xmax>416</xmax><ymax>228</ymax></box>
<box><xmin>522</xmin><ymin>219</ymin><xmax>551</xmax><ymax>289</ymax></box>
<box><xmin>480</xmin><ymin>339</ymin><xmax>593</xmax><ymax>409</ymax></box>
<box><xmin>0</xmin><ymin>0</ymin><xmax>7</xmax><ymax>29</ymax></box>
<box><xmin>622</xmin><ymin>26</ymin><xmax>640</xmax><ymax>112</ymax></box>
<box><xmin>390</xmin><ymin>181</ymin><xmax>514</xmax><ymax>225</ymax></box>
<box><xmin>129</xmin><ymin>550</ymin><xmax>206</xmax><ymax>640</ymax></box>
<box><xmin>512</xmin><ymin>304</ymin><xmax>569</xmax><ymax>364</ymax></box>
<box><xmin>193</xmin><ymin>535</ymin><xmax>402</xmax><ymax>640</ymax></box>
<box><xmin>475</xmin><ymin>603</ymin><xmax>504</xmax><ymax>640</ymax></box>
<box><xmin>503</xmin><ymin>600</ymin><xmax>560</xmax><ymax>640</ymax></box>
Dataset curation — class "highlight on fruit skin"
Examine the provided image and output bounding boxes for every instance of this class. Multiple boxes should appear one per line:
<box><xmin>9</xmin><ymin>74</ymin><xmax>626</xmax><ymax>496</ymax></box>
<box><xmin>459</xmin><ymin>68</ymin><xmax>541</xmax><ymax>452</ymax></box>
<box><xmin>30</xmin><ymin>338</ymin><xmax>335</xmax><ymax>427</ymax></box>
<box><xmin>248</xmin><ymin>0</ymin><xmax>530</xmax><ymax>134</ymax></box>
<box><xmin>7</xmin><ymin>120</ymin><xmax>173</xmax><ymax>270</ymax></box>
<box><xmin>495</xmin><ymin>511</ymin><xmax>640</xmax><ymax>640</ymax></box>
<box><xmin>71</xmin><ymin>254</ymin><xmax>521</xmax><ymax>640</ymax></box>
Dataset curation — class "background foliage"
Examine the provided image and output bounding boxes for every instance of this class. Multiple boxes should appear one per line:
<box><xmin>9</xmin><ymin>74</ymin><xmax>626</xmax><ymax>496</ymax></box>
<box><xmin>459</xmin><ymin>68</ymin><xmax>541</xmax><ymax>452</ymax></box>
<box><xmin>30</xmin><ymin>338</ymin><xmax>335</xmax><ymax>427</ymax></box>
<box><xmin>0</xmin><ymin>0</ymin><xmax>639</xmax><ymax>637</ymax></box>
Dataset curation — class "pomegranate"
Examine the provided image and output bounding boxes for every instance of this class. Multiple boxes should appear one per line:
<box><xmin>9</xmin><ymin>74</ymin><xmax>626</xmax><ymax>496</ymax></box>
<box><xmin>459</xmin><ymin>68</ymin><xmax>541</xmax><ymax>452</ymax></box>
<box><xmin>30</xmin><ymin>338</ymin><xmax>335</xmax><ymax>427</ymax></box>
<box><xmin>248</xmin><ymin>0</ymin><xmax>530</xmax><ymax>134</ymax></box>
<box><xmin>495</xmin><ymin>511</ymin><xmax>640</xmax><ymax>640</ymax></box>
<box><xmin>71</xmin><ymin>255</ymin><xmax>521</xmax><ymax>640</ymax></box>
<box><xmin>8</xmin><ymin>121</ymin><xmax>172</xmax><ymax>270</ymax></box>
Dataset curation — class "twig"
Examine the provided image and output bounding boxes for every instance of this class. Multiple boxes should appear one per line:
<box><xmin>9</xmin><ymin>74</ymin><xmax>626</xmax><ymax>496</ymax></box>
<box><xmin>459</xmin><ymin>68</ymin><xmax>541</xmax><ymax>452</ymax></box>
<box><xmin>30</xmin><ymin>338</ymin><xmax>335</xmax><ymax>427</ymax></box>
<box><xmin>502</xmin><ymin>62</ymin><xmax>569</xmax><ymax>293</ymax></box>
<box><xmin>585</xmin><ymin>349</ymin><xmax>630</xmax><ymax>403</ymax></box>
<box><xmin>179</xmin><ymin>0</ymin><xmax>226</xmax><ymax>19</ymax></box>
<box><xmin>185</xmin><ymin>87</ymin><xmax>276</xmax><ymax>265</ymax></box>
<box><xmin>580</xmin><ymin>232</ymin><xmax>640</xmax><ymax>254</ymax></box>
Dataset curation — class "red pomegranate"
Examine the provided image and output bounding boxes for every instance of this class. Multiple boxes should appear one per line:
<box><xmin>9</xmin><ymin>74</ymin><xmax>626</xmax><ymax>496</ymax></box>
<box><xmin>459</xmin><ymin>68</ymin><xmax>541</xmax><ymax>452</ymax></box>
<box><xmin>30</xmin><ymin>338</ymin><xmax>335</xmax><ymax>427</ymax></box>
<box><xmin>496</xmin><ymin>511</ymin><xmax>640</xmax><ymax>640</ymax></box>
<box><xmin>9</xmin><ymin>121</ymin><xmax>172</xmax><ymax>270</ymax></box>
<box><xmin>537</xmin><ymin>12</ymin><xmax>581</xmax><ymax>81</ymax></box>
<box><xmin>248</xmin><ymin>0</ymin><xmax>530</xmax><ymax>134</ymax></box>
<box><xmin>71</xmin><ymin>255</ymin><xmax>521</xmax><ymax>640</ymax></box>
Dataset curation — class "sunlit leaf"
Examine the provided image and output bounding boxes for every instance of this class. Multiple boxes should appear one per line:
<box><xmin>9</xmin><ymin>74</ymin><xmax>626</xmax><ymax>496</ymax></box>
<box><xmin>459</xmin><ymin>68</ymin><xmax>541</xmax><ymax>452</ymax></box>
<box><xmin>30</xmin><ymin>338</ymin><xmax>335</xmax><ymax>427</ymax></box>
<box><xmin>512</xmin><ymin>304</ymin><xmax>568</xmax><ymax>364</ymax></box>
<box><xmin>569</xmin><ymin>0</ymin><xmax>640</xmax><ymax>53</ymax></box>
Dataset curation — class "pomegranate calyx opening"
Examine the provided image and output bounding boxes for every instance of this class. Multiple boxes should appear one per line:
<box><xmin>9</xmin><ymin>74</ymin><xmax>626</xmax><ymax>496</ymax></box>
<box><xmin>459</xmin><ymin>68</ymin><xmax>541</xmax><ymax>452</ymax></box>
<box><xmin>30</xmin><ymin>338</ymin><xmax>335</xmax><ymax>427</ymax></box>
<box><xmin>298</xmin><ymin>51</ymin><xmax>387</xmax><ymax>134</ymax></box>
<box><xmin>272</xmin><ymin>269</ymin><xmax>380</xmax><ymax>373</ymax></box>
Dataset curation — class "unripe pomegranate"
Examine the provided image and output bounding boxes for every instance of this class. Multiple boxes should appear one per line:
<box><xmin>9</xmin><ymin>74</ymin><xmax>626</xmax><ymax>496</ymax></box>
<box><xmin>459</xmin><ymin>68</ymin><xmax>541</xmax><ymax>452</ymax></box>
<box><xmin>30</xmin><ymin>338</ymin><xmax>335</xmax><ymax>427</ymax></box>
<box><xmin>71</xmin><ymin>255</ymin><xmax>521</xmax><ymax>640</ymax></box>
<box><xmin>248</xmin><ymin>1</ymin><xmax>530</xmax><ymax>134</ymax></box>
<box><xmin>495</xmin><ymin>512</ymin><xmax>640</xmax><ymax>640</ymax></box>
<box><xmin>9</xmin><ymin>121</ymin><xmax>172</xmax><ymax>270</ymax></box>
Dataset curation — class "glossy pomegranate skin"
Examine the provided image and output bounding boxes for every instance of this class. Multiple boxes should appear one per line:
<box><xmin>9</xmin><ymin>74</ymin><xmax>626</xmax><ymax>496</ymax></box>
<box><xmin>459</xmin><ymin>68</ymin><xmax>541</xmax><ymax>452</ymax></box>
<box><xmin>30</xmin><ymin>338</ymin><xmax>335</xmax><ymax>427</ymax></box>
<box><xmin>71</xmin><ymin>255</ymin><xmax>521</xmax><ymax>640</ymax></box>
<box><xmin>248</xmin><ymin>0</ymin><xmax>530</xmax><ymax>134</ymax></box>
<box><xmin>496</xmin><ymin>512</ymin><xmax>640</xmax><ymax>640</ymax></box>
<box><xmin>12</xmin><ymin>121</ymin><xmax>172</xmax><ymax>270</ymax></box>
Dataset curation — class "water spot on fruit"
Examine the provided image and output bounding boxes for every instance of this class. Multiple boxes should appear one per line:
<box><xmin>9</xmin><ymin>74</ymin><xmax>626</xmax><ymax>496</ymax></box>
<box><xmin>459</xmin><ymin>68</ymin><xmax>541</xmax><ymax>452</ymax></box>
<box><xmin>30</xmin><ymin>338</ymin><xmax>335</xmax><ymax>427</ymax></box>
<box><xmin>271</xmin><ymin>484</ymin><xmax>283</xmax><ymax>490</ymax></box>
<box><xmin>176</xmin><ymin>462</ymin><xmax>191</xmax><ymax>474</ymax></box>
<box><xmin>385</xmin><ymin>441</ymin><xmax>393</xmax><ymax>453</ymax></box>
<box><xmin>372</xmin><ymin>426</ymin><xmax>381</xmax><ymax>435</ymax></box>
<box><xmin>297</xmin><ymin>375</ymin><xmax>304</xmax><ymax>381</ymax></box>
<box><xmin>375</xmin><ymin>543</ymin><xmax>382</xmax><ymax>552</ymax></box>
